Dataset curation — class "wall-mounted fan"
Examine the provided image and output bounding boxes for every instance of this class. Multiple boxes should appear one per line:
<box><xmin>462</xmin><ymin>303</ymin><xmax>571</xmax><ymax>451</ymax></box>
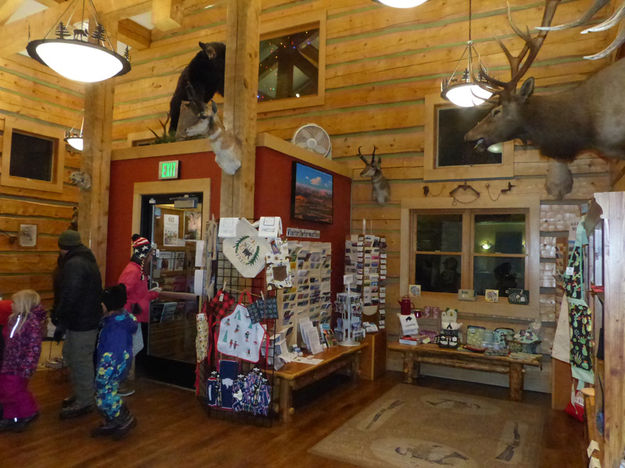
<box><xmin>291</xmin><ymin>123</ymin><xmax>332</xmax><ymax>158</ymax></box>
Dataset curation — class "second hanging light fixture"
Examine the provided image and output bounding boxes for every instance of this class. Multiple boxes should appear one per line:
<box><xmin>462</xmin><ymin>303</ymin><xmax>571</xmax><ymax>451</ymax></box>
<box><xmin>441</xmin><ymin>0</ymin><xmax>492</xmax><ymax>107</ymax></box>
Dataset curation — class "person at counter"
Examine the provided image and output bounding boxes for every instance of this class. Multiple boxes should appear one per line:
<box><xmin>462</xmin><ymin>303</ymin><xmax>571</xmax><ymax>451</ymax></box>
<box><xmin>117</xmin><ymin>235</ymin><xmax>160</xmax><ymax>396</ymax></box>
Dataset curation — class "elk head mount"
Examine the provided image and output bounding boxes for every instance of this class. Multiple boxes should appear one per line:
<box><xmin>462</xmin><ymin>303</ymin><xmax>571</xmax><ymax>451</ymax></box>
<box><xmin>359</xmin><ymin>146</ymin><xmax>390</xmax><ymax>204</ymax></box>
<box><xmin>464</xmin><ymin>0</ymin><xmax>625</xmax><ymax>199</ymax></box>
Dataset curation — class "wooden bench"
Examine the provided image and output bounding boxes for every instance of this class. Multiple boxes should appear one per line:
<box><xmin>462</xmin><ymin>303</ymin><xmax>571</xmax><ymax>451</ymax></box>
<box><xmin>273</xmin><ymin>343</ymin><xmax>367</xmax><ymax>422</ymax></box>
<box><xmin>388</xmin><ymin>342</ymin><xmax>542</xmax><ymax>401</ymax></box>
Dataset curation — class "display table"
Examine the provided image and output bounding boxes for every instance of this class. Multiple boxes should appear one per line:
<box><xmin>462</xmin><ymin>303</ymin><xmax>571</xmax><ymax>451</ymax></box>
<box><xmin>388</xmin><ymin>342</ymin><xmax>542</xmax><ymax>401</ymax></box>
<box><xmin>273</xmin><ymin>343</ymin><xmax>368</xmax><ymax>422</ymax></box>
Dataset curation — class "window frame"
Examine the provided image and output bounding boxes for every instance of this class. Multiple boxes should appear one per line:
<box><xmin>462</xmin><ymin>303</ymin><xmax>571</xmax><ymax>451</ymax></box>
<box><xmin>258</xmin><ymin>11</ymin><xmax>326</xmax><ymax>113</ymax></box>
<box><xmin>424</xmin><ymin>94</ymin><xmax>514</xmax><ymax>181</ymax></box>
<box><xmin>400</xmin><ymin>195</ymin><xmax>540</xmax><ymax>319</ymax></box>
<box><xmin>1</xmin><ymin>116</ymin><xmax>65</xmax><ymax>193</ymax></box>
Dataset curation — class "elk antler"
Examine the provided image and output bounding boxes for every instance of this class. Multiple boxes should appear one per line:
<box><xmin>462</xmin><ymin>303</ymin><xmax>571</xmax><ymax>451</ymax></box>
<box><xmin>480</xmin><ymin>0</ymin><xmax>562</xmax><ymax>94</ymax></box>
<box><xmin>582</xmin><ymin>3</ymin><xmax>625</xmax><ymax>60</ymax></box>
<box><xmin>536</xmin><ymin>0</ymin><xmax>609</xmax><ymax>31</ymax></box>
<box><xmin>536</xmin><ymin>0</ymin><xmax>625</xmax><ymax>61</ymax></box>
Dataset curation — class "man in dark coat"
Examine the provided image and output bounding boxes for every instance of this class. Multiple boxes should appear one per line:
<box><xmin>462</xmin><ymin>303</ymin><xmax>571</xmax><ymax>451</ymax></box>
<box><xmin>52</xmin><ymin>230</ymin><xmax>102</xmax><ymax>419</ymax></box>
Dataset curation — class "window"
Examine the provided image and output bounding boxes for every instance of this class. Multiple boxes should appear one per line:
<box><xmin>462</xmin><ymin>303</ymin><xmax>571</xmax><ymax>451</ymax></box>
<box><xmin>424</xmin><ymin>94</ymin><xmax>514</xmax><ymax>181</ymax></box>
<box><xmin>414</xmin><ymin>211</ymin><xmax>527</xmax><ymax>296</ymax></box>
<box><xmin>258</xmin><ymin>12</ymin><xmax>326</xmax><ymax>113</ymax></box>
<box><xmin>400</xmin><ymin>196</ymin><xmax>540</xmax><ymax>318</ymax></box>
<box><xmin>1</xmin><ymin>117</ymin><xmax>65</xmax><ymax>193</ymax></box>
<box><xmin>259</xmin><ymin>29</ymin><xmax>319</xmax><ymax>102</ymax></box>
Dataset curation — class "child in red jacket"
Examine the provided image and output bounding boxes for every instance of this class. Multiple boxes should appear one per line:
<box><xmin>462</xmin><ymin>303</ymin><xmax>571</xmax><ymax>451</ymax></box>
<box><xmin>0</xmin><ymin>290</ymin><xmax>47</xmax><ymax>432</ymax></box>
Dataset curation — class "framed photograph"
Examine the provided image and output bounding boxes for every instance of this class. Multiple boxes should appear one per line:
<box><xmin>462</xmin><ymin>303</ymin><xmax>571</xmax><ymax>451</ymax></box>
<box><xmin>408</xmin><ymin>284</ymin><xmax>421</xmax><ymax>297</ymax></box>
<box><xmin>485</xmin><ymin>289</ymin><xmax>500</xmax><ymax>303</ymax></box>
<box><xmin>291</xmin><ymin>161</ymin><xmax>333</xmax><ymax>223</ymax></box>
<box><xmin>424</xmin><ymin>94</ymin><xmax>513</xmax><ymax>181</ymax></box>
<box><xmin>18</xmin><ymin>224</ymin><xmax>37</xmax><ymax>247</ymax></box>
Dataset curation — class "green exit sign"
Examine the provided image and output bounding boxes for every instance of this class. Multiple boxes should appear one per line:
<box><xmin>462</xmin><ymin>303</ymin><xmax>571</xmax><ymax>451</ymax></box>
<box><xmin>158</xmin><ymin>160</ymin><xmax>180</xmax><ymax>180</ymax></box>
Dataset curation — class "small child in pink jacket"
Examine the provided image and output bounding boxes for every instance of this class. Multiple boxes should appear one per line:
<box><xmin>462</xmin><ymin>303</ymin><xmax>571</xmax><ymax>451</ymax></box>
<box><xmin>0</xmin><ymin>290</ymin><xmax>47</xmax><ymax>432</ymax></box>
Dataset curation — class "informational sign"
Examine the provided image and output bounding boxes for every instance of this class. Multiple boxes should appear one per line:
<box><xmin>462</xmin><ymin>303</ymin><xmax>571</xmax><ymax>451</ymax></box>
<box><xmin>286</xmin><ymin>227</ymin><xmax>320</xmax><ymax>239</ymax></box>
<box><xmin>158</xmin><ymin>160</ymin><xmax>180</xmax><ymax>180</ymax></box>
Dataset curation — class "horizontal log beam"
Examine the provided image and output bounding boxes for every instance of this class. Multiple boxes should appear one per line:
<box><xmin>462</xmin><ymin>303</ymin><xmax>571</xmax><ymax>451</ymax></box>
<box><xmin>118</xmin><ymin>19</ymin><xmax>152</xmax><ymax>50</ymax></box>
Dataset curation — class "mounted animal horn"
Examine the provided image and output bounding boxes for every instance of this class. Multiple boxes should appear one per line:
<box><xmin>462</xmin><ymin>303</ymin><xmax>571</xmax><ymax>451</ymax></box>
<box><xmin>359</xmin><ymin>146</ymin><xmax>390</xmax><ymax>205</ymax></box>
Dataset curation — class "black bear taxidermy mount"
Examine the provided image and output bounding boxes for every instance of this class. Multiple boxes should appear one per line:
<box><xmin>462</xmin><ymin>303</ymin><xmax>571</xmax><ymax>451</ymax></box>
<box><xmin>168</xmin><ymin>41</ymin><xmax>226</xmax><ymax>134</ymax></box>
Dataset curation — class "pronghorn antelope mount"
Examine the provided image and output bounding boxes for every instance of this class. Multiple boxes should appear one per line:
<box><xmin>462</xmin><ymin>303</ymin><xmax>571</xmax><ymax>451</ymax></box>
<box><xmin>177</xmin><ymin>83</ymin><xmax>242</xmax><ymax>175</ymax></box>
<box><xmin>464</xmin><ymin>0</ymin><xmax>625</xmax><ymax>199</ymax></box>
<box><xmin>359</xmin><ymin>146</ymin><xmax>390</xmax><ymax>204</ymax></box>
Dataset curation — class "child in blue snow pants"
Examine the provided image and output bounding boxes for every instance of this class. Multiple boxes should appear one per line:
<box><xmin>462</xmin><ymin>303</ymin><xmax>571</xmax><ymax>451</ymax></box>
<box><xmin>92</xmin><ymin>284</ymin><xmax>137</xmax><ymax>440</ymax></box>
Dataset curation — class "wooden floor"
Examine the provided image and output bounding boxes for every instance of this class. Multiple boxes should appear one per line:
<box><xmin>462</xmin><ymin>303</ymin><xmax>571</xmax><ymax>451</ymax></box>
<box><xmin>0</xmin><ymin>369</ymin><xmax>586</xmax><ymax>468</ymax></box>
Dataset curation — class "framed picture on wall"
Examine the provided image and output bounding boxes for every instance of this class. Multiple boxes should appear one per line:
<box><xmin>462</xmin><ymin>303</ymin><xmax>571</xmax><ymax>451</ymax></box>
<box><xmin>291</xmin><ymin>162</ymin><xmax>333</xmax><ymax>224</ymax></box>
<box><xmin>18</xmin><ymin>224</ymin><xmax>37</xmax><ymax>247</ymax></box>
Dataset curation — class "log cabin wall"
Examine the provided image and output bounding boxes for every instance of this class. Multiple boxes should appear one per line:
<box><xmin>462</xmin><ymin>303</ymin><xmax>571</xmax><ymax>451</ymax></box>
<box><xmin>110</xmin><ymin>0</ymin><xmax>614</xmax><ymax>389</ymax></box>
<box><xmin>0</xmin><ymin>54</ymin><xmax>84</xmax><ymax>309</ymax></box>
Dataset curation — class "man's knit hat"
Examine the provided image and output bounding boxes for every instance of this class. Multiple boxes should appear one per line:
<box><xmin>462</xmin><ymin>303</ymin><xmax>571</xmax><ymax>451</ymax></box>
<box><xmin>58</xmin><ymin>230</ymin><xmax>82</xmax><ymax>250</ymax></box>
<box><xmin>101</xmin><ymin>284</ymin><xmax>127</xmax><ymax>311</ymax></box>
<box><xmin>132</xmin><ymin>234</ymin><xmax>152</xmax><ymax>260</ymax></box>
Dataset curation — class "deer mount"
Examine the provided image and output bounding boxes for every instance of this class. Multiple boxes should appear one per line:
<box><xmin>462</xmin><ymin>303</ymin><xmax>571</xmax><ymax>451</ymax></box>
<box><xmin>358</xmin><ymin>146</ymin><xmax>390</xmax><ymax>205</ymax></box>
<box><xmin>464</xmin><ymin>0</ymin><xmax>625</xmax><ymax>199</ymax></box>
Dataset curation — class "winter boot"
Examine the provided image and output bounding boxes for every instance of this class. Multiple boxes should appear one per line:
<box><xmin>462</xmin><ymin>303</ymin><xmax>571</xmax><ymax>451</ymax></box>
<box><xmin>91</xmin><ymin>417</ymin><xmax>119</xmax><ymax>437</ymax></box>
<box><xmin>62</xmin><ymin>395</ymin><xmax>76</xmax><ymax>408</ymax></box>
<box><xmin>10</xmin><ymin>412</ymin><xmax>39</xmax><ymax>432</ymax></box>
<box><xmin>111</xmin><ymin>405</ymin><xmax>137</xmax><ymax>441</ymax></box>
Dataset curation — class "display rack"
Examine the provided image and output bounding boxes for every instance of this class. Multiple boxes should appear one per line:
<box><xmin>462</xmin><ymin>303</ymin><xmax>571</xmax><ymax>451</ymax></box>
<box><xmin>344</xmin><ymin>234</ymin><xmax>387</xmax><ymax>329</ymax></box>
<box><xmin>277</xmin><ymin>241</ymin><xmax>332</xmax><ymax>348</ymax></box>
<box><xmin>198</xmin><ymin>238</ymin><xmax>277</xmax><ymax>426</ymax></box>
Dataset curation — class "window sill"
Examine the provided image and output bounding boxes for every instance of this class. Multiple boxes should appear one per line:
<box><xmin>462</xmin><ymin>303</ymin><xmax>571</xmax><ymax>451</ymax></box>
<box><xmin>411</xmin><ymin>291</ymin><xmax>538</xmax><ymax>320</ymax></box>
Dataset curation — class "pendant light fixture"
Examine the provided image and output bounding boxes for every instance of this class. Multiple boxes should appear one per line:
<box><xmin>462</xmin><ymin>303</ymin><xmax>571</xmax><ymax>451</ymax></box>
<box><xmin>441</xmin><ymin>0</ymin><xmax>492</xmax><ymax>107</ymax></box>
<box><xmin>26</xmin><ymin>0</ymin><xmax>131</xmax><ymax>83</ymax></box>
<box><xmin>375</xmin><ymin>0</ymin><xmax>429</xmax><ymax>7</ymax></box>
<box><xmin>64</xmin><ymin>118</ymin><xmax>84</xmax><ymax>151</ymax></box>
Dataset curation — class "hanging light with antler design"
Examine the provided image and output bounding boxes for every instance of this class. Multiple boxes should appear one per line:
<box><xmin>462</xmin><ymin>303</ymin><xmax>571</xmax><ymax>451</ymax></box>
<box><xmin>26</xmin><ymin>0</ymin><xmax>131</xmax><ymax>83</ymax></box>
<box><xmin>64</xmin><ymin>117</ymin><xmax>84</xmax><ymax>151</ymax></box>
<box><xmin>441</xmin><ymin>0</ymin><xmax>492</xmax><ymax>107</ymax></box>
<box><xmin>375</xmin><ymin>0</ymin><xmax>429</xmax><ymax>7</ymax></box>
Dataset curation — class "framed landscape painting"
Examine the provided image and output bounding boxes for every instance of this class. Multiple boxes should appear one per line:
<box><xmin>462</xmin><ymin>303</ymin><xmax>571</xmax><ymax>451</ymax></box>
<box><xmin>291</xmin><ymin>162</ymin><xmax>333</xmax><ymax>224</ymax></box>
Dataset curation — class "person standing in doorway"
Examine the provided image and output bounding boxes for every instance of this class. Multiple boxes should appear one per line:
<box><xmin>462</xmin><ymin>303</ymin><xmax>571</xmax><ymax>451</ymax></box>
<box><xmin>117</xmin><ymin>234</ymin><xmax>160</xmax><ymax>396</ymax></box>
<box><xmin>52</xmin><ymin>229</ymin><xmax>102</xmax><ymax>419</ymax></box>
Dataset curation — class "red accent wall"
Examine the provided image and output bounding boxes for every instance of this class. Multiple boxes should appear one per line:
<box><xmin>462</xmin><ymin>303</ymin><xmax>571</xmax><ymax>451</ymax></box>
<box><xmin>254</xmin><ymin>147</ymin><xmax>351</xmax><ymax>297</ymax></box>
<box><xmin>106</xmin><ymin>152</ymin><xmax>222</xmax><ymax>286</ymax></box>
<box><xmin>106</xmin><ymin>146</ymin><xmax>351</xmax><ymax>298</ymax></box>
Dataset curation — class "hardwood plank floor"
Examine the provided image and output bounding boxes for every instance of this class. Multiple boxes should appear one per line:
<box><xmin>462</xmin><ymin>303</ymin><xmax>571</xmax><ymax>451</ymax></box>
<box><xmin>0</xmin><ymin>369</ymin><xmax>586</xmax><ymax>467</ymax></box>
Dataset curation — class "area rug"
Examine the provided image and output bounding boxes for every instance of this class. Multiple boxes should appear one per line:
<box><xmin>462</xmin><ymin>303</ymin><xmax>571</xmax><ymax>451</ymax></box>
<box><xmin>310</xmin><ymin>384</ymin><xmax>544</xmax><ymax>468</ymax></box>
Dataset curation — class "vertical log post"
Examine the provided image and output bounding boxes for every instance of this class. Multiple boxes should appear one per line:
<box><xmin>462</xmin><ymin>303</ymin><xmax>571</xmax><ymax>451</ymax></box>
<box><xmin>220</xmin><ymin>0</ymin><xmax>260</xmax><ymax>219</ymax></box>
<box><xmin>78</xmin><ymin>18</ymin><xmax>116</xmax><ymax>276</ymax></box>
<box><xmin>595</xmin><ymin>192</ymin><xmax>625</xmax><ymax>468</ymax></box>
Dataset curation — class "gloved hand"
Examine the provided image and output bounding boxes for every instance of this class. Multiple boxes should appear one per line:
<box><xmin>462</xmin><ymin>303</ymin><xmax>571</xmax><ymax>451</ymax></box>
<box><xmin>53</xmin><ymin>327</ymin><xmax>65</xmax><ymax>343</ymax></box>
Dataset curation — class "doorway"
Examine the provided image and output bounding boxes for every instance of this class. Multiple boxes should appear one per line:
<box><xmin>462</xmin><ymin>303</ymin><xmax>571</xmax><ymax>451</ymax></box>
<box><xmin>131</xmin><ymin>179</ymin><xmax>211</xmax><ymax>388</ymax></box>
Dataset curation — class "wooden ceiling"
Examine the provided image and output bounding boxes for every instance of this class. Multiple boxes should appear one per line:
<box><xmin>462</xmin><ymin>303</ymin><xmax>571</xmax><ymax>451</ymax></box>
<box><xmin>0</xmin><ymin>0</ymin><xmax>226</xmax><ymax>57</ymax></box>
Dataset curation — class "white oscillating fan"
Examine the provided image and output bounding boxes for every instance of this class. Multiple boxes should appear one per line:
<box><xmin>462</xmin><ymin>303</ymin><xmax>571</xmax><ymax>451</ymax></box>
<box><xmin>291</xmin><ymin>123</ymin><xmax>332</xmax><ymax>158</ymax></box>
